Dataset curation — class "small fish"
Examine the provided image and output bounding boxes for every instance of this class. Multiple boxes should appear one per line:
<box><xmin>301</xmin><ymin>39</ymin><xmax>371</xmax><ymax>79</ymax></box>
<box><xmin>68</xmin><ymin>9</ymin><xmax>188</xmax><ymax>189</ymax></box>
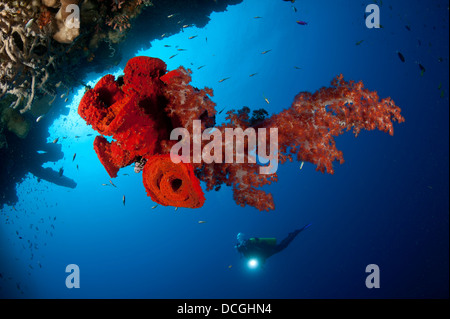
<box><xmin>188</xmin><ymin>35</ymin><xmax>197</xmax><ymax>40</ymax></box>
<box><xmin>397</xmin><ymin>51</ymin><xmax>405</xmax><ymax>62</ymax></box>
<box><xmin>36</xmin><ymin>115</ymin><xmax>44</xmax><ymax>123</ymax></box>
<box><xmin>151</xmin><ymin>205</ymin><xmax>158</xmax><ymax>209</ymax></box>
<box><xmin>355</xmin><ymin>40</ymin><xmax>364</xmax><ymax>46</ymax></box>
<box><xmin>254</xmin><ymin>16</ymin><xmax>262</xmax><ymax>19</ymax></box>
<box><xmin>87</xmin><ymin>133</ymin><xmax>93</xmax><ymax>136</ymax></box>
<box><xmin>218</xmin><ymin>77</ymin><xmax>231</xmax><ymax>83</ymax></box>
<box><xmin>292</xmin><ymin>5</ymin><xmax>297</xmax><ymax>12</ymax></box>
<box><xmin>228</xmin><ymin>265</ymin><xmax>232</xmax><ymax>269</ymax></box>
<box><xmin>261</xmin><ymin>49</ymin><xmax>272</xmax><ymax>54</ymax></box>
<box><xmin>175</xmin><ymin>207</ymin><xmax>178</xmax><ymax>211</ymax></box>
<box><xmin>296</xmin><ymin>20</ymin><xmax>308</xmax><ymax>25</ymax></box>
<box><xmin>167</xmin><ymin>13</ymin><xmax>178</xmax><ymax>18</ymax></box>
<box><xmin>25</xmin><ymin>18</ymin><xmax>34</xmax><ymax>29</ymax></box>
<box><xmin>74</xmin><ymin>135</ymin><xmax>81</xmax><ymax>138</ymax></box>
<box><xmin>169</xmin><ymin>54</ymin><xmax>178</xmax><ymax>59</ymax></box>
<box><xmin>161</xmin><ymin>33</ymin><xmax>167</xmax><ymax>38</ymax></box>
<box><xmin>64</xmin><ymin>98</ymin><xmax>68</xmax><ymax>102</ymax></box>
<box><xmin>123</xmin><ymin>173</ymin><xmax>129</xmax><ymax>176</ymax></box>
<box><xmin>249</xmin><ymin>73</ymin><xmax>258</xmax><ymax>77</ymax></box>
<box><xmin>177</xmin><ymin>48</ymin><xmax>187</xmax><ymax>51</ymax></box>
<box><xmin>218</xmin><ymin>107</ymin><xmax>227</xmax><ymax>114</ymax></box>
<box><xmin>164</xmin><ymin>44</ymin><xmax>171</xmax><ymax>47</ymax></box>
<box><xmin>101</xmin><ymin>183</ymin><xmax>109</xmax><ymax>186</ymax></box>
<box><xmin>122</xmin><ymin>195</ymin><xmax>126</xmax><ymax>206</ymax></box>
<box><xmin>37</xmin><ymin>150</ymin><xmax>47</xmax><ymax>154</ymax></box>
<box><xmin>52</xmin><ymin>137</ymin><xmax>59</xmax><ymax>144</ymax></box>
<box><xmin>197</xmin><ymin>65</ymin><xmax>206</xmax><ymax>70</ymax></box>
<box><xmin>72</xmin><ymin>153</ymin><xmax>76</xmax><ymax>162</ymax></box>
<box><xmin>438</xmin><ymin>82</ymin><xmax>442</xmax><ymax>90</ymax></box>
<box><xmin>198</xmin><ymin>221</ymin><xmax>207</xmax><ymax>224</ymax></box>
<box><xmin>263</xmin><ymin>94</ymin><xmax>270</xmax><ymax>104</ymax></box>
<box><xmin>405</xmin><ymin>25</ymin><xmax>411</xmax><ymax>31</ymax></box>
<box><xmin>60</xmin><ymin>93</ymin><xmax>66</xmax><ymax>99</ymax></box>
<box><xmin>418</xmin><ymin>63</ymin><xmax>426</xmax><ymax>76</ymax></box>
<box><xmin>182</xmin><ymin>24</ymin><xmax>190</xmax><ymax>28</ymax></box>
<box><xmin>55</xmin><ymin>81</ymin><xmax>62</xmax><ymax>88</ymax></box>
<box><xmin>58</xmin><ymin>167</ymin><xmax>64</xmax><ymax>177</ymax></box>
<box><xmin>294</xmin><ymin>66</ymin><xmax>302</xmax><ymax>69</ymax></box>
<box><xmin>109</xmin><ymin>180</ymin><xmax>117</xmax><ymax>187</ymax></box>
<box><xmin>300</xmin><ymin>161</ymin><xmax>304</xmax><ymax>170</ymax></box>
<box><xmin>76</xmin><ymin>164</ymin><xmax>79</xmax><ymax>170</ymax></box>
<box><xmin>440</xmin><ymin>90</ymin><xmax>445</xmax><ymax>98</ymax></box>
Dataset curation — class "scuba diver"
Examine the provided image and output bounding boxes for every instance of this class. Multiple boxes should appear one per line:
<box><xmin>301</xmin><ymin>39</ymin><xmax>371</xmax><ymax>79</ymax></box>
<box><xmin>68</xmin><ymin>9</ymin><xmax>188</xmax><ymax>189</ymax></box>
<box><xmin>235</xmin><ymin>223</ymin><xmax>312</xmax><ymax>268</ymax></box>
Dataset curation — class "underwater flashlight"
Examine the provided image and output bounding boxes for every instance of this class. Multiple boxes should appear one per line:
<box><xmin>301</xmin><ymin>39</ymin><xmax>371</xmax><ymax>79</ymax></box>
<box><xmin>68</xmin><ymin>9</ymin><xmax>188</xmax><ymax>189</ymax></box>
<box><xmin>248</xmin><ymin>258</ymin><xmax>259</xmax><ymax>269</ymax></box>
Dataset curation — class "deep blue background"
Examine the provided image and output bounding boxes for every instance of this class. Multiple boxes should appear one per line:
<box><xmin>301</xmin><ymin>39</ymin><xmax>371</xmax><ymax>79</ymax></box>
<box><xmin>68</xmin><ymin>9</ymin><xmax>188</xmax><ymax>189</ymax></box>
<box><xmin>1</xmin><ymin>0</ymin><xmax>448</xmax><ymax>298</ymax></box>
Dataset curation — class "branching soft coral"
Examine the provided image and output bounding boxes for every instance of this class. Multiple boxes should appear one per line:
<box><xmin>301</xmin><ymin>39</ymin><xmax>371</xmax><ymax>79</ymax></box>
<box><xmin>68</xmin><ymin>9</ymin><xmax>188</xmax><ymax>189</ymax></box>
<box><xmin>263</xmin><ymin>74</ymin><xmax>405</xmax><ymax>174</ymax></box>
<box><xmin>192</xmin><ymin>75</ymin><xmax>405</xmax><ymax>210</ymax></box>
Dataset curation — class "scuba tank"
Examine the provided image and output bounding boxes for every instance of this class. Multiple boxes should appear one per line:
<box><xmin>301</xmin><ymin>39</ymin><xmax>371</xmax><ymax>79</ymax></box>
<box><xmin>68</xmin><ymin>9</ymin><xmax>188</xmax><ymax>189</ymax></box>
<box><xmin>248</xmin><ymin>237</ymin><xmax>277</xmax><ymax>246</ymax></box>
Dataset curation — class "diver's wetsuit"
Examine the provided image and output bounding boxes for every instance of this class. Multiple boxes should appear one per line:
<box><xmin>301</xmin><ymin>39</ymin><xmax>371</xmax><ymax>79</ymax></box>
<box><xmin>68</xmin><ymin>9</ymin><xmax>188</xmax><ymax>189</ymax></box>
<box><xmin>236</xmin><ymin>224</ymin><xmax>311</xmax><ymax>263</ymax></box>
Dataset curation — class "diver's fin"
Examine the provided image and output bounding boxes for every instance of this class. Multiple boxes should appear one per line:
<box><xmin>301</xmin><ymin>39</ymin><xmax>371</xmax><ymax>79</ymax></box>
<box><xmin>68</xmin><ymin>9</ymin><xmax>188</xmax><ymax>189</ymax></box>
<box><xmin>299</xmin><ymin>223</ymin><xmax>312</xmax><ymax>232</ymax></box>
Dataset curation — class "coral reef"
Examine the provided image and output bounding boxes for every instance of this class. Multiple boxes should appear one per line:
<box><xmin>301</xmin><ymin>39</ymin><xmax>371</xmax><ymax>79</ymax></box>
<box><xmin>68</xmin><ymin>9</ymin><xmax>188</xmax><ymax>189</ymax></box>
<box><xmin>78</xmin><ymin>56</ymin><xmax>404</xmax><ymax>211</ymax></box>
<box><xmin>0</xmin><ymin>0</ymin><xmax>236</xmax><ymax>127</ymax></box>
<box><xmin>78</xmin><ymin>56</ymin><xmax>211</xmax><ymax>208</ymax></box>
<box><xmin>0</xmin><ymin>0</ymin><xmax>152</xmax><ymax>122</ymax></box>
<box><xmin>0</xmin><ymin>1</ymin><xmax>53</xmax><ymax>115</ymax></box>
<box><xmin>0</xmin><ymin>0</ymin><xmax>245</xmax><ymax>209</ymax></box>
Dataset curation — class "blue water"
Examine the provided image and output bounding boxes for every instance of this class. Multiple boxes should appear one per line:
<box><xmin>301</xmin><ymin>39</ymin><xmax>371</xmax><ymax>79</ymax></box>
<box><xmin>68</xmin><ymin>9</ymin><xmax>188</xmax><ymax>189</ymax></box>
<box><xmin>0</xmin><ymin>0</ymin><xmax>448</xmax><ymax>298</ymax></box>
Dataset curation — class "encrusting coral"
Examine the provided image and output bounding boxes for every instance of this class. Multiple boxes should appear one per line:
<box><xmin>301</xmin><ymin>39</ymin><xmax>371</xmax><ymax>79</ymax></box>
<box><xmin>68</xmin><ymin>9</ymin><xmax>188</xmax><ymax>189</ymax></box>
<box><xmin>0</xmin><ymin>0</ymin><xmax>152</xmax><ymax>131</ymax></box>
<box><xmin>0</xmin><ymin>1</ymin><xmax>52</xmax><ymax>116</ymax></box>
